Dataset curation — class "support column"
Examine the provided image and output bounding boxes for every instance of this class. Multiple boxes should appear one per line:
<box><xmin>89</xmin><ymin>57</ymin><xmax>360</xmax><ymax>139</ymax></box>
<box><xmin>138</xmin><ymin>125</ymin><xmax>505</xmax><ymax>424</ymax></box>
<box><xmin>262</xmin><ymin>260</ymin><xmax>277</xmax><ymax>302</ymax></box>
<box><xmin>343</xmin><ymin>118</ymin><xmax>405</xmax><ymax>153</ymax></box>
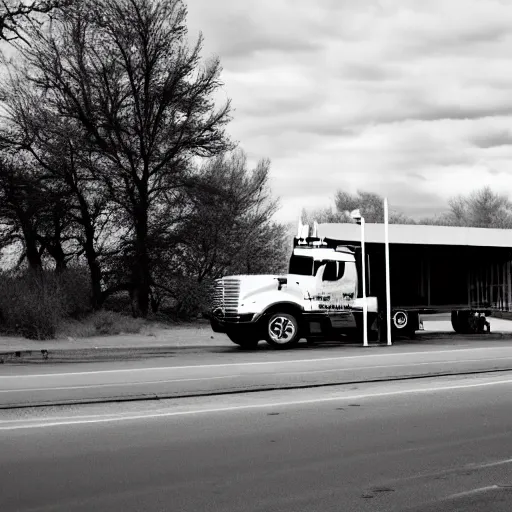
<box><xmin>507</xmin><ymin>260</ymin><xmax>512</xmax><ymax>311</ymax></box>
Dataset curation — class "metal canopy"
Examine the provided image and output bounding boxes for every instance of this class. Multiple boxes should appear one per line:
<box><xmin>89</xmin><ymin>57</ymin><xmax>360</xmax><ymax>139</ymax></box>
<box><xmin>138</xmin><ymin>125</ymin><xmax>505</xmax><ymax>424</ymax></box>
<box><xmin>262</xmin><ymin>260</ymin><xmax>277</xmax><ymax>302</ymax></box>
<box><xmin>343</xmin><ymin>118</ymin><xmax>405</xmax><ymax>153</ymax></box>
<box><xmin>317</xmin><ymin>223</ymin><xmax>512</xmax><ymax>248</ymax></box>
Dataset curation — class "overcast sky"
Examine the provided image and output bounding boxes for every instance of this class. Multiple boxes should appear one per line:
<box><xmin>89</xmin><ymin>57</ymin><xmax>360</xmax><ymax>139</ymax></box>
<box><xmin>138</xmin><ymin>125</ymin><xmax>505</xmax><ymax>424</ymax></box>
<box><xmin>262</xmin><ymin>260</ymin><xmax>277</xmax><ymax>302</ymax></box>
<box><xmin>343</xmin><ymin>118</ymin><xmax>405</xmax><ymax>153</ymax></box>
<box><xmin>186</xmin><ymin>0</ymin><xmax>512</xmax><ymax>223</ymax></box>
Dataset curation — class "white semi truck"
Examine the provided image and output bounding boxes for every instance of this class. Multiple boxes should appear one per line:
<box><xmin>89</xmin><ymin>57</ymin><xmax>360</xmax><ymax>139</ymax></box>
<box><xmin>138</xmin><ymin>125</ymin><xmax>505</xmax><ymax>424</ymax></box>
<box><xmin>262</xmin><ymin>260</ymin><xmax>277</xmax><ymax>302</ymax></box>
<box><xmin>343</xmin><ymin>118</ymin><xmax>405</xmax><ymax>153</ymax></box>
<box><xmin>209</xmin><ymin>221</ymin><xmax>379</xmax><ymax>349</ymax></box>
<box><xmin>210</xmin><ymin>221</ymin><xmax>512</xmax><ymax>349</ymax></box>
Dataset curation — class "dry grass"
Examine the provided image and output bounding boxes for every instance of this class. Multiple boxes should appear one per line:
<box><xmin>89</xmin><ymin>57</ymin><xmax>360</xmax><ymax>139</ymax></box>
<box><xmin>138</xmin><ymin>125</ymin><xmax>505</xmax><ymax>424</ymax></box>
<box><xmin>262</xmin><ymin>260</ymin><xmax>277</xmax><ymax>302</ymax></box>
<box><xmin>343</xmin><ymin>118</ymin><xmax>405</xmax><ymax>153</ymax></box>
<box><xmin>57</xmin><ymin>310</ymin><xmax>147</xmax><ymax>339</ymax></box>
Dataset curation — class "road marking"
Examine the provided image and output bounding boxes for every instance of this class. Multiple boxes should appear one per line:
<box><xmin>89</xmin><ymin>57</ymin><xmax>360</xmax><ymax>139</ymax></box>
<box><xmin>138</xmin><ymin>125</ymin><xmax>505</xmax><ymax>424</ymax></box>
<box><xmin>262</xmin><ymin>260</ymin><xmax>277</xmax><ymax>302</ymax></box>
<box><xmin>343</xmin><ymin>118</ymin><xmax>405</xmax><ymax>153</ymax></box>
<box><xmin>0</xmin><ymin>375</ymin><xmax>237</xmax><ymax>393</ymax></box>
<box><xmin>0</xmin><ymin>346</ymin><xmax>510</xmax><ymax>379</ymax></box>
<box><xmin>2</xmin><ymin>377</ymin><xmax>512</xmax><ymax>430</ymax></box>
<box><xmin>2</xmin><ymin>357</ymin><xmax>508</xmax><ymax>392</ymax></box>
<box><xmin>467</xmin><ymin>457</ymin><xmax>512</xmax><ymax>470</ymax></box>
<box><xmin>379</xmin><ymin>453</ymin><xmax>512</xmax><ymax>485</ymax></box>
<box><xmin>448</xmin><ymin>485</ymin><xmax>501</xmax><ymax>499</ymax></box>
<box><xmin>280</xmin><ymin>357</ymin><xmax>510</xmax><ymax>376</ymax></box>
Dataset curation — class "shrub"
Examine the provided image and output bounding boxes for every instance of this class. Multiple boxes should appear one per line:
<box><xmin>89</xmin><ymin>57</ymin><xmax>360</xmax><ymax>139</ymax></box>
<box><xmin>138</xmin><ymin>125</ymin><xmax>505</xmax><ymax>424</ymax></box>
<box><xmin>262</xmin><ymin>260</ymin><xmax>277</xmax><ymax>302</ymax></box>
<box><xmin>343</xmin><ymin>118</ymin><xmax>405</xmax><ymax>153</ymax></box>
<box><xmin>0</xmin><ymin>268</ymin><xmax>92</xmax><ymax>340</ymax></box>
<box><xmin>0</xmin><ymin>271</ymin><xmax>64</xmax><ymax>339</ymax></box>
<box><xmin>89</xmin><ymin>310</ymin><xmax>145</xmax><ymax>336</ymax></box>
<box><xmin>56</xmin><ymin>311</ymin><xmax>146</xmax><ymax>339</ymax></box>
<box><xmin>58</xmin><ymin>267</ymin><xmax>93</xmax><ymax>318</ymax></box>
<box><xmin>171</xmin><ymin>278</ymin><xmax>214</xmax><ymax>320</ymax></box>
<box><xmin>102</xmin><ymin>291</ymin><xmax>132</xmax><ymax>314</ymax></box>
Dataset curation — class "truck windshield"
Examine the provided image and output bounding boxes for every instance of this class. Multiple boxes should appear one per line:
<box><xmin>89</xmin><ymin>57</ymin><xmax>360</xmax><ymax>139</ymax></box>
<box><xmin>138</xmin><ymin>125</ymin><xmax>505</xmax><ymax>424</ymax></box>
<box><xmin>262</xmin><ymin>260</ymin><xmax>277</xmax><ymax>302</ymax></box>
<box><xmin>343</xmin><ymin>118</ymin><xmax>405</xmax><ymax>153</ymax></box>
<box><xmin>289</xmin><ymin>255</ymin><xmax>314</xmax><ymax>276</ymax></box>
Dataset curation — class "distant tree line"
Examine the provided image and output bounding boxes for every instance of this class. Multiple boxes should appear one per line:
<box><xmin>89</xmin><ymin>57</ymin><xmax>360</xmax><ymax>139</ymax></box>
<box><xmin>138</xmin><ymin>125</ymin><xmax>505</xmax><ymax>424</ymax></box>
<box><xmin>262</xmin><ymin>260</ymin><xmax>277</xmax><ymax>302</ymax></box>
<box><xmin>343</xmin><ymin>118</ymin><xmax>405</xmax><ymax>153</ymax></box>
<box><xmin>301</xmin><ymin>187</ymin><xmax>512</xmax><ymax>229</ymax></box>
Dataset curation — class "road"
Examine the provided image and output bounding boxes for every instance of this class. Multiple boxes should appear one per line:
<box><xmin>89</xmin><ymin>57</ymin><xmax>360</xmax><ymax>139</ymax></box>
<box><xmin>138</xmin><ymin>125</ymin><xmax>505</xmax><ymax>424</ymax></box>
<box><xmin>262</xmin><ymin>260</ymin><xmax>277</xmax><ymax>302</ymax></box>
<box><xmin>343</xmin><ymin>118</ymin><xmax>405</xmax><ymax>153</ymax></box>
<box><xmin>1</xmin><ymin>373</ymin><xmax>512</xmax><ymax>511</ymax></box>
<box><xmin>3</xmin><ymin>340</ymin><xmax>512</xmax><ymax>407</ymax></box>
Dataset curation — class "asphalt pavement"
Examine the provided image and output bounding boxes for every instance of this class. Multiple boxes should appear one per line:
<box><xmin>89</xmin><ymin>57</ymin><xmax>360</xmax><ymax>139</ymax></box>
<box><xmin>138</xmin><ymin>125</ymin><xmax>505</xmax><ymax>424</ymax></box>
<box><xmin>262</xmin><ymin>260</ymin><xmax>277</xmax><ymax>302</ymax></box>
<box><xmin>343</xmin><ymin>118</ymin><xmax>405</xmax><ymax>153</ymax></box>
<box><xmin>2</xmin><ymin>373</ymin><xmax>512</xmax><ymax>511</ymax></box>
<box><xmin>3</xmin><ymin>339</ymin><xmax>512</xmax><ymax>408</ymax></box>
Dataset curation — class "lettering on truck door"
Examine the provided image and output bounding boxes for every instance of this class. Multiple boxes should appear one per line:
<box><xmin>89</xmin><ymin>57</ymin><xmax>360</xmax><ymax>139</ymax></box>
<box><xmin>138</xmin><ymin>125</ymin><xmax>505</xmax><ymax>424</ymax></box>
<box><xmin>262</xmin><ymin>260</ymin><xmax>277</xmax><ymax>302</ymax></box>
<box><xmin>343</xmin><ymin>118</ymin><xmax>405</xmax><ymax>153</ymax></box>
<box><xmin>315</xmin><ymin>260</ymin><xmax>358</xmax><ymax>329</ymax></box>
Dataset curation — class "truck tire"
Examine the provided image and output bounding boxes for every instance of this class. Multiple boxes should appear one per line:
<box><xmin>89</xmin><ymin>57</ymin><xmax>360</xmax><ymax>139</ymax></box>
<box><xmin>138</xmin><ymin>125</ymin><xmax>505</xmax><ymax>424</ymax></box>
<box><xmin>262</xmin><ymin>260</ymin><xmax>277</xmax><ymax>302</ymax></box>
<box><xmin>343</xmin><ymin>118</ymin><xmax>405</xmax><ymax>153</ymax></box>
<box><xmin>392</xmin><ymin>310</ymin><xmax>409</xmax><ymax>331</ymax></box>
<box><xmin>266</xmin><ymin>312</ymin><xmax>300</xmax><ymax>349</ymax></box>
<box><xmin>451</xmin><ymin>311</ymin><xmax>463</xmax><ymax>333</ymax></box>
<box><xmin>461</xmin><ymin>311</ymin><xmax>488</xmax><ymax>334</ymax></box>
<box><xmin>452</xmin><ymin>311</ymin><xmax>477</xmax><ymax>334</ymax></box>
<box><xmin>392</xmin><ymin>310</ymin><xmax>418</xmax><ymax>339</ymax></box>
<box><xmin>226</xmin><ymin>332</ymin><xmax>260</xmax><ymax>350</ymax></box>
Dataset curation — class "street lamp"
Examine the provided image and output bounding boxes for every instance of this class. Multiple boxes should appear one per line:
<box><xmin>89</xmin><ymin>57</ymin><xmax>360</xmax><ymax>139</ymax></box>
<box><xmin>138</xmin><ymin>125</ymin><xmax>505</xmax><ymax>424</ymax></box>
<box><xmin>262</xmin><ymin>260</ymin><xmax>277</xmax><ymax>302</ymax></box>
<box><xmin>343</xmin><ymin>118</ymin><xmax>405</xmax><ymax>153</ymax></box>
<box><xmin>384</xmin><ymin>198</ymin><xmax>392</xmax><ymax>346</ymax></box>
<box><xmin>350</xmin><ymin>209</ymin><xmax>368</xmax><ymax>347</ymax></box>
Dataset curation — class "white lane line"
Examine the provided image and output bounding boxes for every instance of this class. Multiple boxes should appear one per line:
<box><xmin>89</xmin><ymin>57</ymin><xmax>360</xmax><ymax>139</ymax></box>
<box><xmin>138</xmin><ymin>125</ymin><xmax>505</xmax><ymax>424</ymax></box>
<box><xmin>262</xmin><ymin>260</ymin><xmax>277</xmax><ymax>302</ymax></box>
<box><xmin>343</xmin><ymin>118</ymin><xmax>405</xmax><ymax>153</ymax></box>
<box><xmin>2</xmin><ymin>377</ymin><xmax>512</xmax><ymax>430</ymax></box>
<box><xmin>280</xmin><ymin>357</ymin><xmax>511</xmax><ymax>376</ymax></box>
<box><xmin>467</xmin><ymin>457</ymin><xmax>512</xmax><ymax>470</ymax></box>
<box><xmin>3</xmin><ymin>356</ymin><xmax>508</xmax><ymax>392</ymax></box>
<box><xmin>448</xmin><ymin>485</ymin><xmax>501</xmax><ymax>499</ymax></box>
<box><xmin>379</xmin><ymin>452</ymin><xmax>512</xmax><ymax>486</ymax></box>
<box><xmin>0</xmin><ymin>375</ymin><xmax>238</xmax><ymax>393</ymax></box>
<box><xmin>1</xmin><ymin>347</ymin><xmax>510</xmax><ymax>379</ymax></box>
<box><xmin>2</xmin><ymin>356</ymin><xmax>510</xmax><ymax>392</ymax></box>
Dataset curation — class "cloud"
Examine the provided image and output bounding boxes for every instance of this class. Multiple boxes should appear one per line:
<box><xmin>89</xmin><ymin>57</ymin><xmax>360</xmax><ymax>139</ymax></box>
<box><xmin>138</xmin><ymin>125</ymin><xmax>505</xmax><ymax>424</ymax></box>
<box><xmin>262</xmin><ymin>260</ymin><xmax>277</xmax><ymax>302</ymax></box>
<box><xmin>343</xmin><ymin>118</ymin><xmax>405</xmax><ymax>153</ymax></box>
<box><xmin>470</xmin><ymin>130</ymin><xmax>512</xmax><ymax>149</ymax></box>
<box><xmin>186</xmin><ymin>0</ymin><xmax>512</xmax><ymax>222</ymax></box>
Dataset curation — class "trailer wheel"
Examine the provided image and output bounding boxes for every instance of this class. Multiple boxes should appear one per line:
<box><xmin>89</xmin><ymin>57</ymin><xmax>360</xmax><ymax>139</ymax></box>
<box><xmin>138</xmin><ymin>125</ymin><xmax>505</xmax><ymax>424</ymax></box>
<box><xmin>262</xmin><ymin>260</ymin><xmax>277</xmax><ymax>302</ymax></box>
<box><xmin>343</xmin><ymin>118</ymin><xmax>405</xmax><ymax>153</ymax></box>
<box><xmin>392</xmin><ymin>310</ymin><xmax>409</xmax><ymax>330</ymax></box>
<box><xmin>392</xmin><ymin>311</ymin><xmax>418</xmax><ymax>339</ymax></box>
<box><xmin>452</xmin><ymin>311</ymin><xmax>477</xmax><ymax>334</ymax></box>
<box><xmin>451</xmin><ymin>311</ymin><xmax>463</xmax><ymax>333</ymax></box>
<box><xmin>266</xmin><ymin>312</ymin><xmax>300</xmax><ymax>349</ymax></box>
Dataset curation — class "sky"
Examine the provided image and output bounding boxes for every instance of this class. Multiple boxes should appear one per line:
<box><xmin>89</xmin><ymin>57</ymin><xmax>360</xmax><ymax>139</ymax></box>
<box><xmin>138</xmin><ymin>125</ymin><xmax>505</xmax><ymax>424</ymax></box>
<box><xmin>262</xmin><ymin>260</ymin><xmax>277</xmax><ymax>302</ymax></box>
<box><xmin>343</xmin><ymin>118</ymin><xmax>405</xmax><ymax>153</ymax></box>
<box><xmin>185</xmin><ymin>0</ymin><xmax>512</xmax><ymax>223</ymax></box>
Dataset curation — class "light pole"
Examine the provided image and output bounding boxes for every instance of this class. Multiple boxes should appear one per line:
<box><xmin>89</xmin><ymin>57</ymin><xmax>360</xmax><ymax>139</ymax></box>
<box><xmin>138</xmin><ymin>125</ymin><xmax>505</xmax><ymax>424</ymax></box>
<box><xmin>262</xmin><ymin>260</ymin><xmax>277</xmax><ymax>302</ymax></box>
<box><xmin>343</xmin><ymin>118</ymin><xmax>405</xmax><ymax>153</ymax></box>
<box><xmin>384</xmin><ymin>198</ymin><xmax>392</xmax><ymax>345</ymax></box>
<box><xmin>350</xmin><ymin>209</ymin><xmax>368</xmax><ymax>347</ymax></box>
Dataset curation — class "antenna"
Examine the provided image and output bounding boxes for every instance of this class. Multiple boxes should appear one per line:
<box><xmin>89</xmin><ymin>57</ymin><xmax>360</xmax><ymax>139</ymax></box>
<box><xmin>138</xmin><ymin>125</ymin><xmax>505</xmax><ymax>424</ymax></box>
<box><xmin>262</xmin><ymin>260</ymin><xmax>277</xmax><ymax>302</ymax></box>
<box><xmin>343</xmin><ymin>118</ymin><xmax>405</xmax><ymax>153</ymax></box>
<box><xmin>297</xmin><ymin>217</ymin><xmax>303</xmax><ymax>238</ymax></box>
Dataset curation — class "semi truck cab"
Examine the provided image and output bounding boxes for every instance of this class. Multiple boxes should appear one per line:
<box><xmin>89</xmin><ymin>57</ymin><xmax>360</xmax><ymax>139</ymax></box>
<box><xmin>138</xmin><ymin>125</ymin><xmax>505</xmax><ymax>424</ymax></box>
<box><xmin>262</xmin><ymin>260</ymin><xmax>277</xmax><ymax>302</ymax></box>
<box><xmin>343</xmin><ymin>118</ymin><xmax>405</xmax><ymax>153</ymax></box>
<box><xmin>210</xmin><ymin>229</ymin><xmax>379</xmax><ymax>349</ymax></box>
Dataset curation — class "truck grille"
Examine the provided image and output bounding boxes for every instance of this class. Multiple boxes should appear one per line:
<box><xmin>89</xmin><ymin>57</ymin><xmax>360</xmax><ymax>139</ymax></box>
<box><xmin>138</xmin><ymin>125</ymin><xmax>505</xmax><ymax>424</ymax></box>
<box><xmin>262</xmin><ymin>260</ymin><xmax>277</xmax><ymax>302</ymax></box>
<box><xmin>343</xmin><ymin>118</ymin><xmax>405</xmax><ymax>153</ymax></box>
<box><xmin>212</xmin><ymin>278</ymin><xmax>240</xmax><ymax>318</ymax></box>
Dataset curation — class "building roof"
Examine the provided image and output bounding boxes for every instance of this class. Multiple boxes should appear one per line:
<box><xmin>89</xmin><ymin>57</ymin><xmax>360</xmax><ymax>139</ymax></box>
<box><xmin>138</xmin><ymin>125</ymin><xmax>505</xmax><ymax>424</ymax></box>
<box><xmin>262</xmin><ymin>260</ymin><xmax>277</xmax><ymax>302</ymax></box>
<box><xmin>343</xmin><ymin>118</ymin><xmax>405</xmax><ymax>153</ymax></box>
<box><xmin>316</xmin><ymin>223</ymin><xmax>512</xmax><ymax>249</ymax></box>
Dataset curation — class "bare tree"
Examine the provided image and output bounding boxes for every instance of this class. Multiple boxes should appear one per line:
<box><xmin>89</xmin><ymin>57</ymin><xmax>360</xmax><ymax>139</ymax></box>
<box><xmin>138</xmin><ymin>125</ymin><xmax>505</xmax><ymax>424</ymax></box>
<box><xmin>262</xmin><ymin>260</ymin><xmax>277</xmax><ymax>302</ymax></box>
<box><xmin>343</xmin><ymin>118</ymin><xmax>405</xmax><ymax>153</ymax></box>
<box><xmin>180</xmin><ymin>151</ymin><xmax>285</xmax><ymax>280</ymax></box>
<box><xmin>422</xmin><ymin>187</ymin><xmax>512</xmax><ymax>228</ymax></box>
<box><xmin>0</xmin><ymin>66</ymin><xmax>121</xmax><ymax>307</ymax></box>
<box><xmin>19</xmin><ymin>0</ymin><xmax>232</xmax><ymax>316</ymax></box>
<box><xmin>0</xmin><ymin>0</ymin><xmax>72</xmax><ymax>42</ymax></box>
<box><xmin>148</xmin><ymin>150</ymin><xmax>288</xmax><ymax>316</ymax></box>
<box><xmin>302</xmin><ymin>190</ymin><xmax>416</xmax><ymax>226</ymax></box>
<box><xmin>334</xmin><ymin>190</ymin><xmax>415</xmax><ymax>224</ymax></box>
<box><xmin>0</xmin><ymin>154</ymin><xmax>46</xmax><ymax>269</ymax></box>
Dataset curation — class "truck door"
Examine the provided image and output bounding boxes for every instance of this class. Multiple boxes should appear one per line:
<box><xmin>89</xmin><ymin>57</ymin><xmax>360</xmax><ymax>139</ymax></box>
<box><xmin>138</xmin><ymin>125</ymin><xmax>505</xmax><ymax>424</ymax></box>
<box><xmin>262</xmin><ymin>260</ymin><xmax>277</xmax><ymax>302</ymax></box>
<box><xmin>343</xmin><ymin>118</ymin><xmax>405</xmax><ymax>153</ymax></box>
<box><xmin>317</xmin><ymin>260</ymin><xmax>358</xmax><ymax>329</ymax></box>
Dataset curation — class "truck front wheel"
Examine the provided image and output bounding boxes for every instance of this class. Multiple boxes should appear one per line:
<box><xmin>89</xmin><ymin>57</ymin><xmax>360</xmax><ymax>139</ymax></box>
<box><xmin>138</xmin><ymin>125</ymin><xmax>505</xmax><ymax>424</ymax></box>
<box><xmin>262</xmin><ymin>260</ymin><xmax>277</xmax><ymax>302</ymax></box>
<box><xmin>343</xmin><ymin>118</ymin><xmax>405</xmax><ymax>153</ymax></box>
<box><xmin>266</xmin><ymin>312</ymin><xmax>300</xmax><ymax>349</ymax></box>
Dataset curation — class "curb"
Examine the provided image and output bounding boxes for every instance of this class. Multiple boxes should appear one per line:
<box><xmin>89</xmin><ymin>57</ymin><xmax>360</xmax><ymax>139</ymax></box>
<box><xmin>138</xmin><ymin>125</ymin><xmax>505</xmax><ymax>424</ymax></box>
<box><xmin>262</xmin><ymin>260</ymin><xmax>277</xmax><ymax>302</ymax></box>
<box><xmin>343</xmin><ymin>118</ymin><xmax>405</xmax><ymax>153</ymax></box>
<box><xmin>0</xmin><ymin>345</ymin><xmax>230</xmax><ymax>364</ymax></box>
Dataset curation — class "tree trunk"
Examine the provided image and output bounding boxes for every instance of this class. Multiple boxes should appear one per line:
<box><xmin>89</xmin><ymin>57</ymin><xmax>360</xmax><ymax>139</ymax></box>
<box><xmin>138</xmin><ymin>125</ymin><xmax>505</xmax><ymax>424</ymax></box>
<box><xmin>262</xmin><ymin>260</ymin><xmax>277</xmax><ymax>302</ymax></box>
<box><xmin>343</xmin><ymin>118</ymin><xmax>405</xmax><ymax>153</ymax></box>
<box><xmin>48</xmin><ymin>206</ymin><xmax>67</xmax><ymax>272</ymax></box>
<box><xmin>89</xmin><ymin>260</ymin><xmax>103</xmax><ymax>310</ymax></box>
<box><xmin>74</xmin><ymin>190</ymin><xmax>103</xmax><ymax>310</ymax></box>
<box><xmin>22</xmin><ymin>225</ymin><xmax>42</xmax><ymax>270</ymax></box>
<box><xmin>131</xmin><ymin>202</ymin><xmax>150</xmax><ymax>318</ymax></box>
<box><xmin>82</xmin><ymin>223</ymin><xmax>102</xmax><ymax>310</ymax></box>
<box><xmin>46</xmin><ymin>241</ymin><xmax>67</xmax><ymax>272</ymax></box>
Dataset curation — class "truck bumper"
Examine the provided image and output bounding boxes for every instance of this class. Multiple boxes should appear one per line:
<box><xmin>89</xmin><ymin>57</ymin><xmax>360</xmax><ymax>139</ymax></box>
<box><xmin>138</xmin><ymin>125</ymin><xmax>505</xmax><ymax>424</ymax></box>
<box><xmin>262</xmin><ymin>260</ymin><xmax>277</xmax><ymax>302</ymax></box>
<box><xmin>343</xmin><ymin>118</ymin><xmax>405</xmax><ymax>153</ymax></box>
<box><xmin>209</xmin><ymin>313</ymin><xmax>258</xmax><ymax>333</ymax></box>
